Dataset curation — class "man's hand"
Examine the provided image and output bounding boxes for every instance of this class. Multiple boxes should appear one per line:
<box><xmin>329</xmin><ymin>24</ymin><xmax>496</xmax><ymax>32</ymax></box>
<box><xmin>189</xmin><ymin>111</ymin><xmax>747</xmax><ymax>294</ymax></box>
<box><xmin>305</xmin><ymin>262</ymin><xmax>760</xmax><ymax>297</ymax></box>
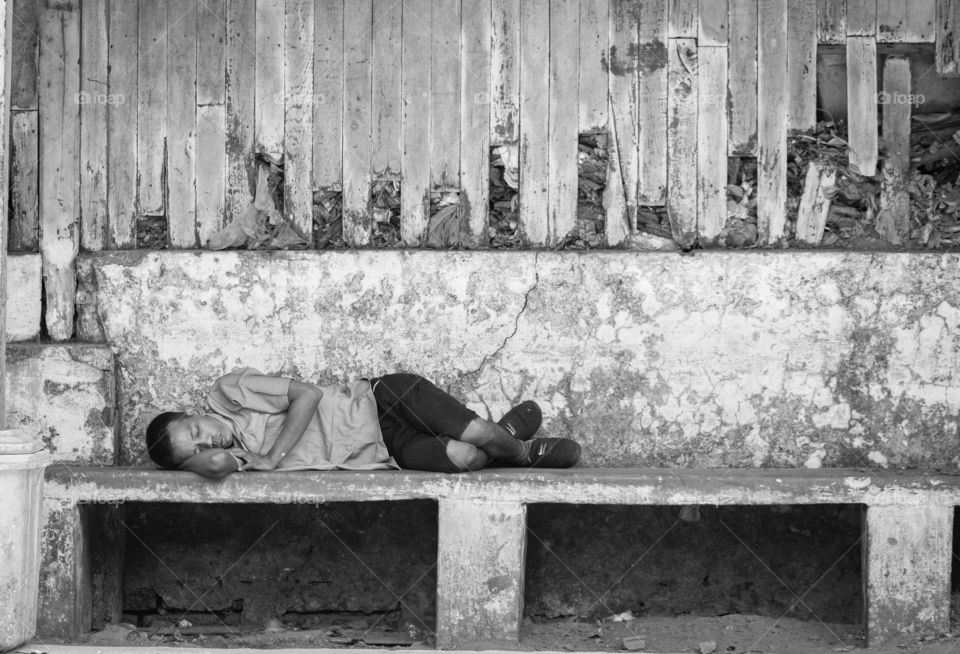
<box><xmin>230</xmin><ymin>448</ymin><xmax>278</xmax><ymax>471</ymax></box>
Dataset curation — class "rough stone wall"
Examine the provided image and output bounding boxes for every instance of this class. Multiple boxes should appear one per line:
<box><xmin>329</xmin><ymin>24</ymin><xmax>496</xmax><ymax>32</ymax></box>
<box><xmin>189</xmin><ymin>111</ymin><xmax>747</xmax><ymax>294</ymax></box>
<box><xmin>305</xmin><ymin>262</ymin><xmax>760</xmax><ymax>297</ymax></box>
<box><xmin>6</xmin><ymin>344</ymin><xmax>116</xmax><ymax>463</ymax></box>
<box><xmin>77</xmin><ymin>250</ymin><xmax>960</xmax><ymax>469</ymax></box>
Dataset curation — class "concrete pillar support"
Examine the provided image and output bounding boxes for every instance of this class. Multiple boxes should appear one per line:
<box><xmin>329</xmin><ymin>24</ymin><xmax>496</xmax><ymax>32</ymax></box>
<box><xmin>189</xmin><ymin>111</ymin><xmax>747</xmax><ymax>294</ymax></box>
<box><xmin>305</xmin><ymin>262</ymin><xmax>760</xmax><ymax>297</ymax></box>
<box><xmin>38</xmin><ymin>499</ymin><xmax>91</xmax><ymax>638</ymax></box>
<box><xmin>436</xmin><ymin>498</ymin><xmax>527</xmax><ymax>648</ymax></box>
<box><xmin>864</xmin><ymin>503</ymin><xmax>952</xmax><ymax>646</ymax></box>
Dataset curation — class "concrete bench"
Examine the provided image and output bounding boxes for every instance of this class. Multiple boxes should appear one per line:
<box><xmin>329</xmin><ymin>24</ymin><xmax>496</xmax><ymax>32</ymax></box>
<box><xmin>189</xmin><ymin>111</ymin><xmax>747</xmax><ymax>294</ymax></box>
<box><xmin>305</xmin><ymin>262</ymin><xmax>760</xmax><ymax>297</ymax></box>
<box><xmin>41</xmin><ymin>465</ymin><xmax>960</xmax><ymax>647</ymax></box>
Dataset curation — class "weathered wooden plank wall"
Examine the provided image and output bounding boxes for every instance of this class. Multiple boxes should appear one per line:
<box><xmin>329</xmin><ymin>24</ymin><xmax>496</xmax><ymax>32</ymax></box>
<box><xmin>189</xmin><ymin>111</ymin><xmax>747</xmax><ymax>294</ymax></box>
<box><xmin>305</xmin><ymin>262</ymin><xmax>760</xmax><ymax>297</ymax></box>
<box><xmin>9</xmin><ymin>0</ymin><xmax>960</xmax><ymax>333</ymax></box>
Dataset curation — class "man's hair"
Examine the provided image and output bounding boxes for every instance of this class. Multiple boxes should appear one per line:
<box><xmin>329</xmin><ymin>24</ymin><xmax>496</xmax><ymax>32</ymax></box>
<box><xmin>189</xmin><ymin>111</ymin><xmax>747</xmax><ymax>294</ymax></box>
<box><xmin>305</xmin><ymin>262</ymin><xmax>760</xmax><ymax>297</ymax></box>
<box><xmin>146</xmin><ymin>412</ymin><xmax>187</xmax><ymax>469</ymax></box>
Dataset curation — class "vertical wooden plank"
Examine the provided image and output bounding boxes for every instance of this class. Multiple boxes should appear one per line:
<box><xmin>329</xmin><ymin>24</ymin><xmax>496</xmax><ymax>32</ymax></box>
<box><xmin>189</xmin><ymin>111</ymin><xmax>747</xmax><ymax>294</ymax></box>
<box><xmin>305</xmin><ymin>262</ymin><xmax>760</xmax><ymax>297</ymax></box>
<box><xmin>906</xmin><ymin>0</ymin><xmax>936</xmax><ymax>42</ymax></box>
<box><xmin>606</xmin><ymin>0</ymin><xmax>637</xmax><ymax>244</ymax></box>
<box><xmin>847</xmin><ymin>0</ymin><xmax>876</xmax><ymax>35</ymax></box>
<box><xmin>491</xmin><ymin>0</ymin><xmax>520</xmax><ymax>145</ymax></box>
<box><xmin>519</xmin><ymin>0</ymin><xmax>550</xmax><ymax>245</ymax></box>
<box><xmin>788</xmin><ymin>0</ymin><xmax>818</xmax><ymax>131</ymax></box>
<box><xmin>343</xmin><ymin>0</ymin><xmax>372</xmax><ymax>245</ymax></box>
<box><xmin>225</xmin><ymin>0</ymin><xmax>256</xmax><ymax>221</ymax></box>
<box><xmin>877</xmin><ymin>0</ymin><xmax>906</xmax><ymax>41</ymax></box>
<box><xmin>11</xmin><ymin>0</ymin><xmax>39</xmax><ymax>110</ymax></box>
<box><xmin>668</xmin><ymin>0</ymin><xmax>697</xmax><ymax>37</ymax></box>
<box><xmin>372</xmin><ymin>0</ymin><xmax>401</xmax><ymax>178</ymax></box>
<box><xmin>39</xmin><ymin>0</ymin><xmax>80</xmax><ymax>340</ymax></box>
<box><xmin>255</xmin><ymin>0</ymin><xmax>285</xmax><ymax>162</ymax></box>
<box><xmin>846</xmin><ymin>36</ymin><xmax>878</xmax><ymax>176</ymax></box>
<box><xmin>461</xmin><ymin>0</ymin><xmax>492</xmax><ymax>244</ymax></box>
<box><xmin>196</xmin><ymin>0</ymin><xmax>225</xmax><ymax>244</ymax></box>
<box><xmin>795</xmin><ymin>162</ymin><xmax>836</xmax><ymax>245</ymax></box>
<box><xmin>436</xmin><ymin>500</ymin><xmax>527</xmax><ymax>648</ymax></box>
<box><xmin>697</xmin><ymin>46</ymin><xmax>726</xmax><ymax>245</ymax></box>
<box><xmin>166</xmin><ymin>0</ymin><xmax>197</xmax><ymax>248</ymax></box>
<box><xmin>401</xmin><ymin>0</ymin><xmax>431</xmax><ymax>245</ymax></box>
<box><xmin>638</xmin><ymin>0</ymin><xmax>667</xmax><ymax>205</ymax></box>
<box><xmin>79</xmin><ymin>0</ymin><xmax>107</xmax><ymax>251</ymax></box>
<box><xmin>431</xmin><ymin>0</ymin><xmax>461</xmax><ymax>190</ymax></box>
<box><xmin>313</xmin><ymin>0</ymin><xmax>344</xmax><ymax>190</ymax></box>
<box><xmin>106</xmin><ymin>0</ymin><xmax>137</xmax><ymax>248</ymax></box>
<box><xmin>0</xmin><ymin>0</ymin><xmax>9</xmax><ymax>423</ymax></box>
<box><xmin>284</xmin><ymin>0</ymin><xmax>314</xmax><ymax>238</ymax></box>
<box><xmin>864</xmin><ymin>505</ymin><xmax>952</xmax><ymax>647</ymax></box>
<box><xmin>137</xmin><ymin>0</ymin><xmax>166</xmax><ymax>216</ymax></box>
<box><xmin>549</xmin><ymin>0</ymin><xmax>580</xmax><ymax>246</ymax></box>
<box><xmin>699</xmin><ymin>0</ymin><xmax>727</xmax><ymax>45</ymax></box>
<box><xmin>197</xmin><ymin>0</ymin><xmax>226</xmax><ymax>106</ymax></box>
<box><xmin>937</xmin><ymin>0</ymin><xmax>960</xmax><ymax>75</ymax></box>
<box><xmin>818</xmin><ymin>0</ymin><xmax>846</xmax><ymax>44</ymax></box>
<box><xmin>196</xmin><ymin>106</ymin><xmax>226</xmax><ymax>246</ymax></box>
<box><xmin>728</xmin><ymin>0</ymin><xmax>757</xmax><ymax>155</ymax></box>
<box><xmin>757</xmin><ymin>0</ymin><xmax>788</xmax><ymax>245</ymax></box>
<box><xmin>667</xmin><ymin>38</ymin><xmax>697</xmax><ymax>248</ymax></box>
<box><xmin>10</xmin><ymin>111</ymin><xmax>38</xmax><ymax>251</ymax></box>
<box><xmin>579</xmin><ymin>0</ymin><xmax>608</xmax><ymax>132</ymax></box>
<box><xmin>878</xmin><ymin>56</ymin><xmax>911</xmax><ymax>245</ymax></box>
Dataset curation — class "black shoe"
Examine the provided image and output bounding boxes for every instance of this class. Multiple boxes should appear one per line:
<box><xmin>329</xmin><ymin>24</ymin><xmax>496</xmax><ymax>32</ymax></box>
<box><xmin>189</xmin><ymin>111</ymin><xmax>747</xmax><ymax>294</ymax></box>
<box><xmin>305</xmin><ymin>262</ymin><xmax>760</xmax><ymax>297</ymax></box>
<box><xmin>526</xmin><ymin>438</ymin><xmax>581</xmax><ymax>468</ymax></box>
<box><xmin>498</xmin><ymin>400</ymin><xmax>542</xmax><ymax>441</ymax></box>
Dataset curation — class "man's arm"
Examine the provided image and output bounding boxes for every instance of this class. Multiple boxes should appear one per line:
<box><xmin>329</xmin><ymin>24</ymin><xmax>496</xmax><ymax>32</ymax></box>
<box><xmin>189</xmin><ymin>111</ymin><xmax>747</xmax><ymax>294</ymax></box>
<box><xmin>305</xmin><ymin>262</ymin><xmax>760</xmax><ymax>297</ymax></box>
<box><xmin>180</xmin><ymin>449</ymin><xmax>240</xmax><ymax>480</ymax></box>
<box><xmin>233</xmin><ymin>378</ymin><xmax>323</xmax><ymax>471</ymax></box>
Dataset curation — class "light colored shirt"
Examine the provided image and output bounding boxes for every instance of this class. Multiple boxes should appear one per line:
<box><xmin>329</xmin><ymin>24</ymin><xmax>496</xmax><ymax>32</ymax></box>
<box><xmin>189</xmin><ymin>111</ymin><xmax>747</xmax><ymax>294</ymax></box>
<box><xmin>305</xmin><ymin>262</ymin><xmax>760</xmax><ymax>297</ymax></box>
<box><xmin>206</xmin><ymin>368</ymin><xmax>398</xmax><ymax>471</ymax></box>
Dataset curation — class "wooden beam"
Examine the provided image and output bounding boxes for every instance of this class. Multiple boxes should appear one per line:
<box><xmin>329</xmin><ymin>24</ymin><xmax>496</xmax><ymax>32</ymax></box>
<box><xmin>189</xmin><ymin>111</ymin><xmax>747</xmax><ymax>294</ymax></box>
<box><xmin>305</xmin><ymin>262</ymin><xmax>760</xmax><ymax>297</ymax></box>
<box><xmin>877</xmin><ymin>0</ymin><xmax>906</xmax><ymax>41</ymax></box>
<box><xmin>372</xmin><ymin>0</ymin><xmax>401</xmax><ymax>179</ymax></box>
<box><xmin>757</xmin><ymin>0</ymin><xmax>788</xmax><ymax>245</ymax></box>
<box><xmin>39</xmin><ymin>0</ymin><xmax>80</xmax><ymax>340</ymax></box>
<box><xmin>283</xmin><ymin>0</ymin><xmax>314</xmax><ymax>239</ymax></box>
<box><xmin>788</xmin><ymin>0</ymin><xmax>817</xmax><ymax>131</ymax></box>
<box><xmin>878</xmin><ymin>55</ymin><xmax>911</xmax><ymax>245</ymax></box>
<box><xmin>0</xmin><ymin>0</ymin><xmax>10</xmax><ymax>424</ymax></box>
<box><xmin>431</xmin><ymin>0</ymin><xmax>461</xmax><ymax>191</ymax></box>
<box><xmin>225</xmin><ymin>0</ymin><xmax>256</xmax><ymax>222</ymax></box>
<box><xmin>400</xmin><ymin>0</ymin><xmax>431</xmax><ymax>245</ymax></box>
<box><xmin>936</xmin><ymin>0</ymin><xmax>960</xmax><ymax>75</ymax></box>
<box><xmin>342</xmin><ymin>0</ymin><xmax>373</xmax><ymax>245</ymax></box>
<box><xmin>579</xmin><ymin>0</ymin><xmax>608</xmax><ymax>132</ymax></box>
<box><xmin>136</xmin><ymin>0</ymin><xmax>166</xmax><ymax>216</ymax></box>
<box><xmin>79</xmin><ymin>0</ymin><xmax>107</xmax><ymax>251</ymax></box>
<box><xmin>667</xmin><ymin>38</ymin><xmax>698</xmax><ymax>248</ymax></box>
<box><xmin>698</xmin><ymin>0</ymin><xmax>727</xmax><ymax>46</ymax></box>
<box><xmin>519</xmin><ymin>0</ymin><xmax>550</xmax><ymax>245</ymax></box>
<box><xmin>11</xmin><ymin>0</ymin><xmax>38</xmax><ymax>111</ymax></box>
<box><xmin>461</xmin><ymin>0</ymin><xmax>492</xmax><ymax>245</ymax></box>
<box><xmin>165</xmin><ymin>0</ymin><xmax>197</xmax><ymax>248</ymax></box>
<box><xmin>10</xmin><ymin>111</ymin><xmax>38</xmax><ymax>251</ymax></box>
<box><xmin>255</xmin><ymin>0</ymin><xmax>284</xmax><ymax>162</ymax></box>
<box><xmin>606</xmin><ymin>0</ymin><xmax>638</xmax><ymax>243</ymax></box>
<box><xmin>728</xmin><ymin>0</ymin><xmax>757</xmax><ymax>155</ymax></box>
<box><xmin>638</xmin><ymin>0</ymin><xmax>667</xmax><ymax>205</ymax></box>
<box><xmin>549</xmin><ymin>0</ymin><xmax>580</xmax><ymax>246</ymax></box>
<box><xmin>697</xmin><ymin>46</ymin><xmax>727</xmax><ymax>245</ymax></box>
<box><xmin>795</xmin><ymin>162</ymin><xmax>836</xmax><ymax>245</ymax></box>
<box><xmin>818</xmin><ymin>0</ymin><xmax>846</xmax><ymax>44</ymax></box>
<box><xmin>846</xmin><ymin>36</ymin><xmax>878</xmax><ymax>176</ymax></box>
<box><xmin>106</xmin><ymin>0</ymin><xmax>137</xmax><ymax>247</ymax></box>
<box><xmin>491</xmin><ymin>0</ymin><xmax>520</xmax><ymax>145</ymax></box>
<box><xmin>847</xmin><ymin>0</ymin><xmax>877</xmax><ymax>35</ymax></box>
<box><xmin>313</xmin><ymin>0</ymin><xmax>343</xmax><ymax>190</ymax></box>
<box><xmin>668</xmin><ymin>0</ymin><xmax>697</xmax><ymax>38</ymax></box>
<box><xmin>906</xmin><ymin>0</ymin><xmax>936</xmax><ymax>42</ymax></box>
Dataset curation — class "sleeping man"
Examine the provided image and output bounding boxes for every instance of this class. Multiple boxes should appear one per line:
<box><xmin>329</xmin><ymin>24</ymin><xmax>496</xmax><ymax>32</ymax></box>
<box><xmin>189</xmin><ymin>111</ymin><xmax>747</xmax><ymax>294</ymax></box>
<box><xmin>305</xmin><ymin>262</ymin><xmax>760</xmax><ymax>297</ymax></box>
<box><xmin>146</xmin><ymin>368</ymin><xmax>581</xmax><ymax>479</ymax></box>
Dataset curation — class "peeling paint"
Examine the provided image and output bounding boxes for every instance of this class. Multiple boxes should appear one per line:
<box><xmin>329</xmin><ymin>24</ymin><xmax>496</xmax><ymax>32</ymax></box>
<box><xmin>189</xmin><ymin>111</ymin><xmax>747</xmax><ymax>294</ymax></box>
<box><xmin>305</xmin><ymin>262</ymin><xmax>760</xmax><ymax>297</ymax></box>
<box><xmin>74</xmin><ymin>250</ymin><xmax>960</xmax><ymax>469</ymax></box>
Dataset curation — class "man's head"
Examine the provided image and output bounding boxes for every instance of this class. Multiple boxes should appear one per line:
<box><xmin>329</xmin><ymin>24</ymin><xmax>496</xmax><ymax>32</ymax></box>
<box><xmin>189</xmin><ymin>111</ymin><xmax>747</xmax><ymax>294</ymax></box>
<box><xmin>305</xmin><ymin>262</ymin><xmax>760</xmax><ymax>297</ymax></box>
<box><xmin>146</xmin><ymin>412</ymin><xmax>235</xmax><ymax>468</ymax></box>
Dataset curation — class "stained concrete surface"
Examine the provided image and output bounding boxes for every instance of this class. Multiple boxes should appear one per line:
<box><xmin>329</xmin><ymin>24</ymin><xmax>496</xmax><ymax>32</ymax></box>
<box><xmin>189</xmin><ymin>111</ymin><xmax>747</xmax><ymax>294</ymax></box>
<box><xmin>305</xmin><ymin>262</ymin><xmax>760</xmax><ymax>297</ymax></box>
<box><xmin>76</xmin><ymin>250</ymin><xmax>960</xmax><ymax>469</ymax></box>
<box><xmin>6</xmin><ymin>344</ymin><xmax>116</xmax><ymax>463</ymax></box>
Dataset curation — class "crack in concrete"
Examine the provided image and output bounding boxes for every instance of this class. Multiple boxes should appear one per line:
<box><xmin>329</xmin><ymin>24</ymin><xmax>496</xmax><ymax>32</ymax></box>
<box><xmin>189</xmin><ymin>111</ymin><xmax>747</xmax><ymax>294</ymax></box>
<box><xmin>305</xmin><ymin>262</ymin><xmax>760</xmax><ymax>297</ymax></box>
<box><xmin>461</xmin><ymin>252</ymin><xmax>541</xmax><ymax>384</ymax></box>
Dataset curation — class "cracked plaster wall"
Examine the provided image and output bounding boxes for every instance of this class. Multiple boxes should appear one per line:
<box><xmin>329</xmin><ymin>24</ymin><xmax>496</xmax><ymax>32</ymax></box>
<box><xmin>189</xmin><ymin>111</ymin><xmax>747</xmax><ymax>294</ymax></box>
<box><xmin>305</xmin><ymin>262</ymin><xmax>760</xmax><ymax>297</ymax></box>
<box><xmin>77</xmin><ymin>250</ymin><xmax>960</xmax><ymax>469</ymax></box>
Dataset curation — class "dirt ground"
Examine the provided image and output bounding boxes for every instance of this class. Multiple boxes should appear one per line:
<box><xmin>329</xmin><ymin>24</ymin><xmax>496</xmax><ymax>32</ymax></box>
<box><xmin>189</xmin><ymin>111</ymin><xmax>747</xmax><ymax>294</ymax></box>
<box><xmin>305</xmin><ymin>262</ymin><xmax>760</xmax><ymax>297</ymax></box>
<box><xmin>66</xmin><ymin>614</ymin><xmax>960</xmax><ymax>653</ymax></box>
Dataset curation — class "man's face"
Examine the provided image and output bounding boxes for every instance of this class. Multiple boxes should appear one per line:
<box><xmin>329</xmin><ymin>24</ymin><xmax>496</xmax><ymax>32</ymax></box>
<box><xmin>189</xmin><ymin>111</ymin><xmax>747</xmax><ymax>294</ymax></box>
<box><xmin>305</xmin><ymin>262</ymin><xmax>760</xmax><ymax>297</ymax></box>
<box><xmin>167</xmin><ymin>415</ymin><xmax>235</xmax><ymax>465</ymax></box>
